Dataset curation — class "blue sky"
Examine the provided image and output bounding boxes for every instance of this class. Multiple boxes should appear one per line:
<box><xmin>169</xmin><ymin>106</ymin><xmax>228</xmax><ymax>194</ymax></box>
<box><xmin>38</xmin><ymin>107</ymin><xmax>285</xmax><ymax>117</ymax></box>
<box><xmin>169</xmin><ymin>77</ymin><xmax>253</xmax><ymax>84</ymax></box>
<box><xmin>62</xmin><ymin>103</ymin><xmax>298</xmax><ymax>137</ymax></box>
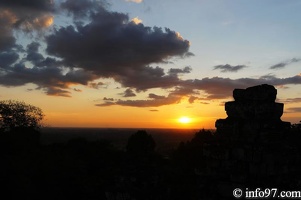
<box><xmin>108</xmin><ymin>0</ymin><xmax>301</xmax><ymax>85</ymax></box>
<box><xmin>0</xmin><ymin>0</ymin><xmax>300</xmax><ymax>127</ymax></box>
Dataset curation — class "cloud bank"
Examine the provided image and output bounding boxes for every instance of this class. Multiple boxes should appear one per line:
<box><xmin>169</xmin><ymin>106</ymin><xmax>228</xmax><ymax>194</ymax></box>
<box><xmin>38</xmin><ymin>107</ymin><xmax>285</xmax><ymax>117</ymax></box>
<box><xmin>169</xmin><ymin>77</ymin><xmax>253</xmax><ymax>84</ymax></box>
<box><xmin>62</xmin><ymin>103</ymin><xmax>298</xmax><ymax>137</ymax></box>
<box><xmin>0</xmin><ymin>0</ymin><xmax>192</xmax><ymax>97</ymax></box>
<box><xmin>0</xmin><ymin>0</ymin><xmax>300</xmax><ymax>109</ymax></box>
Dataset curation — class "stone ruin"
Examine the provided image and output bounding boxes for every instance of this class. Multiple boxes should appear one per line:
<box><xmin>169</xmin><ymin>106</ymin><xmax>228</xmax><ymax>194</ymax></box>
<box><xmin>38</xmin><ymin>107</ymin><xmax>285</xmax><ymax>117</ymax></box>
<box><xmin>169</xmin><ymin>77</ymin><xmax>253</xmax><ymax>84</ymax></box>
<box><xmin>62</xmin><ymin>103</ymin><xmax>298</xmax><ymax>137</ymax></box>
<box><xmin>216</xmin><ymin>84</ymin><xmax>291</xmax><ymax>137</ymax></box>
<box><xmin>196</xmin><ymin>84</ymin><xmax>300</xmax><ymax>197</ymax></box>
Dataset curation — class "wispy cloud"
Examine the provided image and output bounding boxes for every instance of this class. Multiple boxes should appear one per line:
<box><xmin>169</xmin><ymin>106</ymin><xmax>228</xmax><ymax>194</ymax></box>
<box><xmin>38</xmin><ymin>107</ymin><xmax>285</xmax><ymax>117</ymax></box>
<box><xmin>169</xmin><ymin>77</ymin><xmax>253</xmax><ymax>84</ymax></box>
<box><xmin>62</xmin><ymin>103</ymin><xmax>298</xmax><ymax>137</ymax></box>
<box><xmin>270</xmin><ymin>58</ymin><xmax>301</xmax><ymax>69</ymax></box>
<box><xmin>96</xmin><ymin>73</ymin><xmax>301</xmax><ymax>107</ymax></box>
<box><xmin>282</xmin><ymin>98</ymin><xmax>301</xmax><ymax>104</ymax></box>
<box><xmin>286</xmin><ymin>107</ymin><xmax>301</xmax><ymax>113</ymax></box>
<box><xmin>96</xmin><ymin>93</ymin><xmax>181</xmax><ymax>107</ymax></box>
<box><xmin>213</xmin><ymin>64</ymin><xmax>248</xmax><ymax>73</ymax></box>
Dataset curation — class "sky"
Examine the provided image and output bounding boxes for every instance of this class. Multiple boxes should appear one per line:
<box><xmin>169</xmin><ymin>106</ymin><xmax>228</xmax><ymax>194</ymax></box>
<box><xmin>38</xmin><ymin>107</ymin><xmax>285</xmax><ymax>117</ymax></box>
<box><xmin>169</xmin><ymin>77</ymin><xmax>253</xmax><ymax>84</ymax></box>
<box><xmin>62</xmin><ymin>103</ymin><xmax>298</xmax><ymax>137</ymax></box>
<box><xmin>0</xmin><ymin>0</ymin><xmax>300</xmax><ymax>129</ymax></box>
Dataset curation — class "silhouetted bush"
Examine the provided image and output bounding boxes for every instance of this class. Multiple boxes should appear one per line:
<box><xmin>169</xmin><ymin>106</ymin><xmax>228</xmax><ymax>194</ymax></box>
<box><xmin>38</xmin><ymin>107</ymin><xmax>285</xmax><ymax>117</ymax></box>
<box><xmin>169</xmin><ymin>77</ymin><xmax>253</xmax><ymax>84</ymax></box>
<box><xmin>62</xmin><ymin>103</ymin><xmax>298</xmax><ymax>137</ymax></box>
<box><xmin>126</xmin><ymin>130</ymin><xmax>156</xmax><ymax>155</ymax></box>
<box><xmin>0</xmin><ymin>100</ymin><xmax>44</xmax><ymax>131</ymax></box>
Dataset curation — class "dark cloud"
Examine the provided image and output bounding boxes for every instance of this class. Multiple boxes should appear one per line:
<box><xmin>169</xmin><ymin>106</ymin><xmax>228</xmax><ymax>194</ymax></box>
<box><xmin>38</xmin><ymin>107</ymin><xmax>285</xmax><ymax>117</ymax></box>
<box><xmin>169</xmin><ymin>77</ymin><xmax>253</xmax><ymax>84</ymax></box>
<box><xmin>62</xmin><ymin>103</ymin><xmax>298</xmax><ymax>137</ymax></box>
<box><xmin>0</xmin><ymin>51</ymin><xmax>19</xmax><ymax>68</ymax></box>
<box><xmin>0</xmin><ymin>0</ymin><xmax>192</xmax><ymax>97</ymax></box>
<box><xmin>1</xmin><ymin>0</ymin><xmax>301</xmax><ymax>107</ymax></box>
<box><xmin>0</xmin><ymin>10</ymin><xmax>18</xmax><ymax>51</ymax></box>
<box><xmin>45</xmin><ymin>87</ymin><xmax>71</xmax><ymax>97</ymax></box>
<box><xmin>270</xmin><ymin>58</ymin><xmax>301</xmax><ymax>69</ymax></box>
<box><xmin>170</xmin><ymin>86</ymin><xmax>199</xmax><ymax>96</ymax></box>
<box><xmin>26</xmin><ymin>42</ymin><xmax>45</xmax><ymax>65</ymax></box>
<box><xmin>180</xmin><ymin>75</ymin><xmax>301</xmax><ymax>100</ymax></box>
<box><xmin>96</xmin><ymin>93</ymin><xmax>181</xmax><ymax>107</ymax></box>
<box><xmin>46</xmin><ymin>9</ymin><xmax>191</xmax><ymax>80</ymax></box>
<box><xmin>168</xmin><ymin>66</ymin><xmax>192</xmax><ymax>76</ymax></box>
<box><xmin>115</xmin><ymin>66</ymin><xmax>182</xmax><ymax>91</ymax></box>
<box><xmin>61</xmin><ymin>0</ymin><xmax>107</xmax><ymax>18</ymax></box>
<box><xmin>96</xmin><ymin>74</ymin><xmax>301</xmax><ymax>107</ymax></box>
<box><xmin>0</xmin><ymin>0</ymin><xmax>54</xmax><ymax>11</ymax></box>
<box><xmin>0</xmin><ymin>0</ymin><xmax>55</xmax><ymax>77</ymax></box>
<box><xmin>123</xmin><ymin>88</ymin><xmax>136</xmax><ymax>97</ymax></box>
<box><xmin>148</xmin><ymin>93</ymin><xmax>166</xmax><ymax>99</ymax></box>
<box><xmin>0</xmin><ymin>0</ymin><xmax>54</xmax><ymax>32</ymax></box>
<box><xmin>149</xmin><ymin>109</ymin><xmax>159</xmax><ymax>112</ymax></box>
<box><xmin>213</xmin><ymin>64</ymin><xmax>248</xmax><ymax>73</ymax></box>
<box><xmin>188</xmin><ymin>96</ymin><xmax>199</xmax><ymax>104</ymax></box>
<box><xmin>103</xmin><ymin>97</ymin><xmax>114</xmax><ymax>101</ymax></box>
<box><xmin>89</xmin><ymin>82</ymin><xmax>105</xmax><ymax>89</ymax></box>
<box><xmin>0</xmin><ymin>62</ymin><xmax>97</xmax><ymax>96</ymax></box>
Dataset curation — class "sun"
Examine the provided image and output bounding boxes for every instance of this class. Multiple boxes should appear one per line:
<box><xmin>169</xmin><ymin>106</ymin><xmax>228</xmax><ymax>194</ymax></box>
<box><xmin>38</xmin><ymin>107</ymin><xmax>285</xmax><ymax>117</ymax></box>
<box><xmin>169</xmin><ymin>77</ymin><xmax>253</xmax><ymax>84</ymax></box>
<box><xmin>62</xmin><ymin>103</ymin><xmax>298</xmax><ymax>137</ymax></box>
<box><xmin>178</xmin><ymin>116</ymin><xmax>191</xmax><ymax>124</ymax></box>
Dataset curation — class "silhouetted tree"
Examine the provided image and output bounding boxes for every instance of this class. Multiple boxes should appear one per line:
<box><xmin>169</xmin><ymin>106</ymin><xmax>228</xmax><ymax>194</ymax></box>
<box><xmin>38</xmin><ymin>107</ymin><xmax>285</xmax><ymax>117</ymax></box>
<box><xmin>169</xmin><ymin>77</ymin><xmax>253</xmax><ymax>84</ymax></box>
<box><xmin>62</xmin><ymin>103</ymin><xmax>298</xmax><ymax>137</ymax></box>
<box><xmin>0</xmin><ymin>100</ymin><xmax>44</xmax><ymax>132</ymax></box>
<box><xmin>126</xmin><ymin>130</ymin><xmax>156</xmax><ymax>155</ymax></box>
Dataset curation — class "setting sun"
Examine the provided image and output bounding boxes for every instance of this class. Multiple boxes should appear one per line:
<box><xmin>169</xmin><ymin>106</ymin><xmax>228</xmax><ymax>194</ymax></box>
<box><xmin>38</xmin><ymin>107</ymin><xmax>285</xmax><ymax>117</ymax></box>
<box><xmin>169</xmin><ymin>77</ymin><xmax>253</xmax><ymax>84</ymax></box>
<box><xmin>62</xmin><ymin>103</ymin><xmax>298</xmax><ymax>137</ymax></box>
<box><xmin>178</xmin><ymin>116</ymin><xmax>191</xmax><ymax>124</ymax></box>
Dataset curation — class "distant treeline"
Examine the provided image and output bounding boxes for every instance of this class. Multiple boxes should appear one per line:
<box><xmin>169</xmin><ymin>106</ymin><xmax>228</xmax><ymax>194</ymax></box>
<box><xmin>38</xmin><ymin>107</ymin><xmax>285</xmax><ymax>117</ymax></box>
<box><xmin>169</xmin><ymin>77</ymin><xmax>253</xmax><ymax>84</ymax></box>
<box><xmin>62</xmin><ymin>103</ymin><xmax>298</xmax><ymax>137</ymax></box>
<box><xmin>1</xmin><ymin>126</ymin><xmax>301</xmax><ymax>200</ymax></box>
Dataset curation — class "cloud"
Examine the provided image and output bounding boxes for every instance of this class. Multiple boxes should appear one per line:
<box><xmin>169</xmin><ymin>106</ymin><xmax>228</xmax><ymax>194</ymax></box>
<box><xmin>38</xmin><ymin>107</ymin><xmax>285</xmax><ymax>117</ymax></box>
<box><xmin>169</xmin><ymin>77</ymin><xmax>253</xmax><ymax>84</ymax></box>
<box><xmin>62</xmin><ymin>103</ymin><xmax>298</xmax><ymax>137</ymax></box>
<box><xmin>0</xmin><ymin>0</ymin><xmax>55</xmax><ymax>12</ymax></box>
<box><xmin>148</xmin><ymin>93</ymin><xmax>166</xmax><ymax>99</ymax></box>
<box><xmin>149</xmin><ymin>109</ymin><xmax>159</xmax><ymax>112</ymax></box>
<box><xmin>96</xmin><ymin>73</ymin><xmax>301</xmax><ymax>107</ymax></box>
<box><xmin>131</xmin><ymin>17</ymin><xmax>142</xmax><ymax>24</ymax></box>
<box><xmin>0</xmin><ymin>0</ymin><xmax>192</xmax><ymax>96</ymax></box>
<box><xmin>168</xmin><ymin>66</ymin><xmax>192</xmax><ymax>76</ymax></box>
<box><xmin>96</xmin><ymin>93</ymin><xmax>181</xmax><ymax>107</ymax></box>
<box><xmin>0</xmin><ymin>51</ymin><xmax>19</xmax><ymax>68</ymax></box>
<box><xmin>89</xmin><ymin>82</ymin><xmax>105</xmax><ymax>89</ymax></box>
<box><xmin>1</xmin><ymin>0</ymin><xmax>301</xmax><ymax>107</ymax></box>
<box><xmin>0</xmin><ymin>0</ymin><xmax>57</xmax><ymax>93</ymax></box>
<box><xmin>123</xmin><ymin>88</ymin><xmax>136</xmax><ymax>97</ymax></box>
<box><xmin>42</xmin><ymin>7</ymin><xmax>191</xmax><ymax>93</ymax></box>
<box><xmin>46</xmin><ymin>13</ymin><xmax>191</xmax><ymax>78</ymax></box>
<box><xmin>270</xmin><ymin>58</ymin><xmax>301</xmax><ymax>69</ymax></box>
<box><xmin>0</xmin><ymin>10</ymin><xmax>17</xmax><ymax>51</ymax></box>
<box><xmin>286</xmin><ymin>107</ymin><xmax>301</xmax><ymax>113</ymax></box>
<box><xmin>188</xmin><ymin>96</ymin><xmax>199</xmax><ymax>104</ymax></box>
<box><xmin>0</xmin><ymin>62</ymin><xmax>97</xmax><ymax>96</ymax></box>
<box><xmin>61</xmin><ymin>0</ymin><xmax>108</xmax><ymax>18</ymax></box>
<box><xmin>125</xmin><ymin>0</ymin><xmax>143</xmax><ymax>3</ymax></box>
<box><xmin>0</xmin><ymin>0</ymin><xmax>55</xmax><ymax>32</ymax></box>
<box><xmin>103</xmin><ymin>97</ymin><xmax>114</xmax><ymax>101</ymax></box>
<box><xmin>283</xmin><ymin>98</ymin><xmax>301</xmax><ymax>104</ymax></box>
<box><xmin>45</xmin><ymin>87</ymin><xmax>72</xmax><ymax>97</ymax></box>
<box><xmin>26</xmin><ymin>42</ymin><xmax>45</xmax><ymax>65</ymax></box>
<box><xmin>180</xmin><ymin>74</ymin><xmax>301</xmax><ymax>100</ymax></box>
<box><xmin>213</xmin><ymin>64</ymin><xmax>248</xmax><ymax>72</ymax></box>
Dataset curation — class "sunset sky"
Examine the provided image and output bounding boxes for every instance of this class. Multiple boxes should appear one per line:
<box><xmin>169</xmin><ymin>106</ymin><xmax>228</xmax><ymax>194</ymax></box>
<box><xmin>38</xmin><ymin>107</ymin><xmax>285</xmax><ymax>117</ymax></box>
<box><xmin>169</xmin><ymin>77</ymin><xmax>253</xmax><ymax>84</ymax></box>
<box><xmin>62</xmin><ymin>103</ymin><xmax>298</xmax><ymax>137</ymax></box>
<box><xmin>0</xmin><ymin>0</ymin><xmax>300</xmax><ymax>129</ymax></box>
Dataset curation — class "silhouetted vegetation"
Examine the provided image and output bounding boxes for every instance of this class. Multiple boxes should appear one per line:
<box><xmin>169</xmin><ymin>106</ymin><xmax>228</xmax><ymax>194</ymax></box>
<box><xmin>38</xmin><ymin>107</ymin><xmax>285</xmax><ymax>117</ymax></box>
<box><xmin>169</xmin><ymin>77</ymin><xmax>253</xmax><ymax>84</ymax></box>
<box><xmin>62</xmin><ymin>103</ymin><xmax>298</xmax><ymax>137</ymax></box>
<box><xmin>126</xmin><ymin>130</ymin><xmax>156</xmax><ymax>156</ymax></box>
<box><xmin>1</xmin><ymin>98</ymin><xmax>301</xmax><ymax>199</ymax></box>
<box><xmin>0</xmin><ymin>100</ymin><xmax>44</xmax><ymax>132</ymax></box>
<box><xmin>1</xmin><ymin>125</ymin><xmax>301</xmax><ymax>199</ymax></box>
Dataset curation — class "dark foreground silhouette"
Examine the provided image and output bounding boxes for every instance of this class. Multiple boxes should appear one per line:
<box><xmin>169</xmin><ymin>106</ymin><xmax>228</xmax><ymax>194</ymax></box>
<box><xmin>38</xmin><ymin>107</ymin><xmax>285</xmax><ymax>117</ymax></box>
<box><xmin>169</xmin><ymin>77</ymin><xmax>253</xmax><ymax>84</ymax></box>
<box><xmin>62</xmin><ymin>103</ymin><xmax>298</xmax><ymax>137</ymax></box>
<box><xmin>1</xmin><ymin>126</ymin><xmax>301</xmax><ymax>200</ymax></box>
<box><xmin>1</xmin><ymin>85</ymin><xmax>301</xmax><ymax>200</ymax></box>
